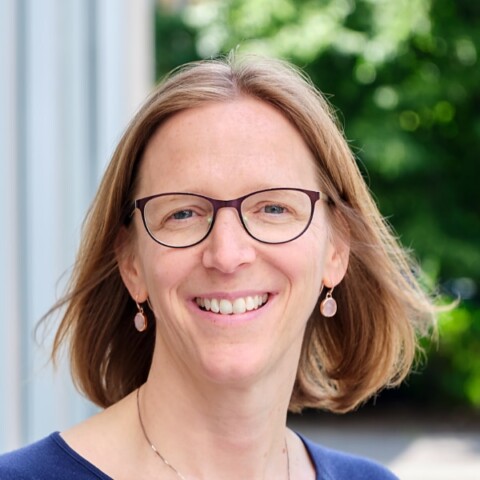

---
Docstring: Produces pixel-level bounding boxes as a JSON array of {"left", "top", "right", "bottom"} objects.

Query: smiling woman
[{"left": 0, "top": 54, "right": 436, "bottom": 479}]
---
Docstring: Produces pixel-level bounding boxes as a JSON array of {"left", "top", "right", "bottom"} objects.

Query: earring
[
  {"left": 320, "top": 287, "right": 337, "bottom": 317},
  {"left": 134, "top": 297, "right": 148, "bottom": 332}
]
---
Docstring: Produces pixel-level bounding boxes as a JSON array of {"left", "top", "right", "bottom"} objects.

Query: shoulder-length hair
[{"left": 50, "top": 54, "right": 435, "bottom": 413}]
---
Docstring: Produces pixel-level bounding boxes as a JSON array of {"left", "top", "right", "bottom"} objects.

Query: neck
[
  {"left": 138, "top": 387, "right": 291, "bottom": 480},
  {"left": 137, "top": 343, "right": 300, "bottom": 479}
]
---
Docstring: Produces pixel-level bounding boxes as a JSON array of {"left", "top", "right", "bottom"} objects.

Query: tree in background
[{"left": 156, "top": 0, "right": 480, "bottom": 410}]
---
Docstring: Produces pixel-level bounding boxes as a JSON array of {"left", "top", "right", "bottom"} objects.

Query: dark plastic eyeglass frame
[{"left": 130, "top": 187, "right": 329, "bottom": 248}]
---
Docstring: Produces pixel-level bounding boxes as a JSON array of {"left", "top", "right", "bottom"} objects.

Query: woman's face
[{"left": 119, "top": 97, "right": 348, "bottom": 386}]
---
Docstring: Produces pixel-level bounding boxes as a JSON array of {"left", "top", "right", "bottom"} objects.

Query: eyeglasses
[{"left": 130, "top": 188, "right": 329, "bottom": 248}]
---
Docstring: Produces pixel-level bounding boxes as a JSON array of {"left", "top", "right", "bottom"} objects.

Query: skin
[{"left": 62, "top": 97, "right": 349, "bottom": 479}]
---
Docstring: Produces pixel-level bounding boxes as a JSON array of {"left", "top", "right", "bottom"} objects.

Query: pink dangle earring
[
  {"left": 134, "top": 296, "right": 148, "bottom": 332},
  {"left": 320, "top": 286, "right": 337, "bottom": 317}
]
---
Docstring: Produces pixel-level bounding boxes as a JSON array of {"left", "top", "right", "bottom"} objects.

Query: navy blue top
[{"left": 0, "top": 432, "right": 398, "bottom": 479}]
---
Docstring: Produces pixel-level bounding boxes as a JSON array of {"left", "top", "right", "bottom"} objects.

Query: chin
[{"left": 196, "top": 345, "right": 272, "bottom": 387}]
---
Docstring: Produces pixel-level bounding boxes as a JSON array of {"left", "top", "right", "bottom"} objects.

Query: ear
[
  {"left": 115, "top": 226, "right": 148, "bottom": 302},
  {"left": 322, "top": 232, "right": 350, "bottom": 289}
]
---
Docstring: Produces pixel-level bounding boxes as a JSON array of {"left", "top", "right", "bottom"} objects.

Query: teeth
[
  {"left": 196, "top": 294, "right": 269, "bottom": 315},
  {"left": 245, "top": 296, "right": 255, "bottom": 310},
  {"left": 232, "top": 298, "right": 246, "bottom": 314},
  {"left": 219, "top": 299, "right": 233, "bottom": 314},
  {"left": 210, "top": 298, "right": 220, "bottom": 313}
]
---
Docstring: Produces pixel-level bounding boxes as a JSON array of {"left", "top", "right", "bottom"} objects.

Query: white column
[
  {"left": 0, "top": 0, "right": 22, "bottom": 451},
  {"left": 0, "top": 0, "right": 154, "bottom": 451}
]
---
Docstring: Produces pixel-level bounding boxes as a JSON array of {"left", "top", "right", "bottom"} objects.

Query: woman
[{"left": 0, "top": 54, "right": 435, "bottom": 479}]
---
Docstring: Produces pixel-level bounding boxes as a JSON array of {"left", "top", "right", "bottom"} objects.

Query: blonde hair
[{"left": 50, "top": 54, "right": 435, "bottom": 413}]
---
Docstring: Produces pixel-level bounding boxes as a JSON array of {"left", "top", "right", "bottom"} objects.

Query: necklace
[
  {"left": 137, "top": 388, "right": 187, "bottom": 479},
  {"left": 136, "top": 387, "right": 291, "bottom": 480}
]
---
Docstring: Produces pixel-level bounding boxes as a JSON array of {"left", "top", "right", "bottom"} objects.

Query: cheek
[
  {"left": 277, "top": 235, "right": 327, "bottom": 294},
  {"left": 138, "top": 246, "right": 190, "bottom": 302},
  {"left": 307, "top": 215, "right": 332, "bottom": 274}
]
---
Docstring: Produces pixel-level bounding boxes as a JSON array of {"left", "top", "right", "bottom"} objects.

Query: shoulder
[
  {"left": 299, "top": 434, "right": 399, "bottom": 480},
  {"left": 0, "top": 432, "right": 111, "bottom": 480},
  {"left": 0, "top": 434, "right": 58, "bottom": 479}
]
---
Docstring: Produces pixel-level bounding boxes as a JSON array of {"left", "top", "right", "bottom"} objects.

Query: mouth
[{"left": 195, "top": 294, "right": 269, "bottom": 315}]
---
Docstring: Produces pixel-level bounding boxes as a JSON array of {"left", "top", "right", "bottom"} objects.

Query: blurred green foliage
[{"left": 155, "top": 0, "right": 480, "bottom": 409}]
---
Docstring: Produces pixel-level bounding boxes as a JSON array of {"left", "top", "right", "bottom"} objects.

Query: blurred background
[{"left": 1, "top": 0, "right": 479, "bottom": 478}]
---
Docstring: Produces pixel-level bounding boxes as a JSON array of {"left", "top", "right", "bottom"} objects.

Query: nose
[{"left": 202, "top": 208, "right": 256, "bottom": 273}]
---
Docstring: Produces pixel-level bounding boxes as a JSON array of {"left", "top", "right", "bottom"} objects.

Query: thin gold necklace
[{"left": 136, "top": 387, "right": 291, "bottom": 479}]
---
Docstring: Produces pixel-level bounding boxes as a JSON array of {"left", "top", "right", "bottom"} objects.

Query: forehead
[{"left": 138, "top": 97, "right": 320, "bottom": 196}]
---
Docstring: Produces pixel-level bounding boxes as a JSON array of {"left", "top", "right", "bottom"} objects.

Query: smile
[{"left": 195, "top": 294, "right": 269, "bottom": 315}]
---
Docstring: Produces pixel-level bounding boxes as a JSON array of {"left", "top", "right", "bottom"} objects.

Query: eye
[
  {"left": 248, "top": 201, "right": 295, "bottom": 224},
  {"left": 171, "top": 209, "right": 196, "bottom": 220},
  {"left": 144, "top": 194, "right": 212, "bottom": 235},
  {"left": 263, "top": 204, "right": 286, "bottom": 215}
]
